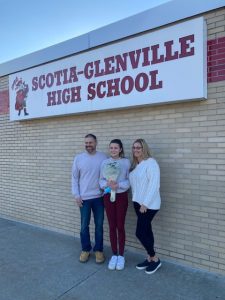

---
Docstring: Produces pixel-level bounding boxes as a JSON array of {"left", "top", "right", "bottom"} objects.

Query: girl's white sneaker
[
  {"left": 116, "top": 255, "right": 125, "bottom": 270},
  {"left": 108, "top": 255, "right": 118, "bottom": 270}
]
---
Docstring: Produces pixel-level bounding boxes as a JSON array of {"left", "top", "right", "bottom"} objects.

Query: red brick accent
[
  {"left": 208, "top": 36, "right": 225, "bottom": 83},
  {"left": 0, "top": 90, "right": 9, "bottom": 115}
]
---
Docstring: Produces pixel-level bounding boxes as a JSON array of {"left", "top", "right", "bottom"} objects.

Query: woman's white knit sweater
[{"left": 129, "top": 158, "right": 161, "bottom": 210}]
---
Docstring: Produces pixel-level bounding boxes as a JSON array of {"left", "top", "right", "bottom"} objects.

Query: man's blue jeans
[{"left": 80, "top": 197, "right": 104, "bottom": 252}]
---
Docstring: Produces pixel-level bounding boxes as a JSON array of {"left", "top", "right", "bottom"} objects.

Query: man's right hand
[{"left": 75, "top": 197, "right": 83, "bottom": 207}]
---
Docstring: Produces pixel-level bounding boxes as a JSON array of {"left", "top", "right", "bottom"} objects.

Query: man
[{"left": 72, "top": 134, "right": 107, "bottom": 263}]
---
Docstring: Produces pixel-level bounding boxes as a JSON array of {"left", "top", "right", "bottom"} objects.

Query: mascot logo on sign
[{"left": 11, "top": 77, "right": 29, "bottom": 116}]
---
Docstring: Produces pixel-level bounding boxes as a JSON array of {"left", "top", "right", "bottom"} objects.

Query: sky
[{"left": 0, "top": 0, "right": 171, "bottom": 64}]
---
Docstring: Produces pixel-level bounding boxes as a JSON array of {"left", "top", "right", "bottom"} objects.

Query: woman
[
  {"left": 100, "top": 139, "right": 130, "bottom": 270},
  {"left": 129, "top": 138, "right": 161, "bottom": 275}
]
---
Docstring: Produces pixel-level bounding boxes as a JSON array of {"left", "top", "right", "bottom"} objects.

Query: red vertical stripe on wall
[
  {"left": 208, "top": 36, "right": 225, "bottom": 83},
  {"left": 0, "top": 90, "right": 9, "bottom": 114}
]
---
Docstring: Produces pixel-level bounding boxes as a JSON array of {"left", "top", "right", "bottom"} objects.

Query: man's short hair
[{"left": 85, "top": 133, "right": 97, "bottom": 141}]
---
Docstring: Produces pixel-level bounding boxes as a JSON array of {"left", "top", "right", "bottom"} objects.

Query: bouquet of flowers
[{"left": 102, "top": 161, "right": 121, "bottom": 202}]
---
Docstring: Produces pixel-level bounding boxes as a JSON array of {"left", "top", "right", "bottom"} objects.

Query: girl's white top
[{"left": 129, "top": 158, "right": 161, "bottom": 210}]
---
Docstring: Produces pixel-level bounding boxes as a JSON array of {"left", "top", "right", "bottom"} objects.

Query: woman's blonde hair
[{"left": 130, "top": 138, "right": 152, "bottom": 171}]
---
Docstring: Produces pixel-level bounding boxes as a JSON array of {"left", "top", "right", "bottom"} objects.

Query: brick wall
[{"left": 0, "top": 8, "right": 225, "bottom": 275}]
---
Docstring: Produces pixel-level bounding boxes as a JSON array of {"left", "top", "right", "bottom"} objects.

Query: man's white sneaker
[
  {"left": 116, "top": 255, "right": 125, "bottom": 270},
  {"left": 108, "top": 255, "right": 118, "bottom": 270}
]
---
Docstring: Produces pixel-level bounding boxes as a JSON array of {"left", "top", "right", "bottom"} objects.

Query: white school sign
[{"left": 9, "top": 17, "right": 206, "bottom": 121}]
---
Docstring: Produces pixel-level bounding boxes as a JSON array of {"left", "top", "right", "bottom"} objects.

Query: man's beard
[{"left": 86, "top": 146, "right": 95, "bottom": 153}]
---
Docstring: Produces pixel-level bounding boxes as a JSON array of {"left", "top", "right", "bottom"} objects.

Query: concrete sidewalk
[{"left": 0, "top": 217, "right": 225, "bottom": 300}]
